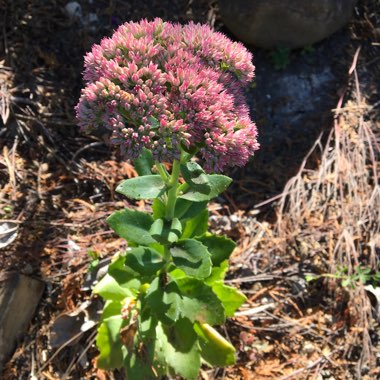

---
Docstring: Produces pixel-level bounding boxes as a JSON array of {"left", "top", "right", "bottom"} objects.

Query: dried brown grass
[{"left": 268, "top": 53, "right": 380, "bottom": 376}]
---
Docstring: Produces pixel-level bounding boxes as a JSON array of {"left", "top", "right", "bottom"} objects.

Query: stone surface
[
  {"left": 219, "top": 0, "right": 356, "bottom": 49},
  {"left": 247, "top": 51, "right": 337, "bottom": 156},
  {"left": 233, "top": 28, "right": 352, "bottom": 205},
  {"left": 0, "top": 273, "right": 44, "bottom": 372}
]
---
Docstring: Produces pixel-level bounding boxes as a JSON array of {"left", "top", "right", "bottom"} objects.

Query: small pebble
[
  {"left": 230, "top": 214, "right": 239, "bottom": 223},
  {"left": 303, "top": 341, "right": 315, "bottom": 354},
  {"left": 65, "top": 2, "right": 82, "bottom": 20}
]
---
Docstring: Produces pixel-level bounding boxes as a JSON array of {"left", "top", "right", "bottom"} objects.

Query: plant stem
[
  {"left": 163, "top": 245, "right": 171, "bottom": 263},
  {"left": 155, "top": 162, "right": 170, "bottom": 184},
  {"left": 165, "top": 159, "right": 180, "bottom": 220},
  {"left": 177, "top": 182, "right": 189, "bottom": 196},
  {"left": 195, "top": 322, "right": 235, "bottom": 351}
]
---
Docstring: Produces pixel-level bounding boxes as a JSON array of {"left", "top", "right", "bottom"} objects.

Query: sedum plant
[{"left": 76, "top": 19, "right": 259, "bottom": 379}]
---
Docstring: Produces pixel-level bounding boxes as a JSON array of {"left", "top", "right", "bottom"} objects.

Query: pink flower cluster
[{"left": 76, "top": 18, "right": 259, "bottom": 171}]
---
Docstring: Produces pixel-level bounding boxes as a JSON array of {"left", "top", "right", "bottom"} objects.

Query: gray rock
[
  {"left": 0, "top": 273, "right": 44, "bottom": 372},
  {"left": 219, "top": 0, "right": 356, "bottom": 49},
  {"left": 247, "top": 60, "right": 336, "bottom": 151}
]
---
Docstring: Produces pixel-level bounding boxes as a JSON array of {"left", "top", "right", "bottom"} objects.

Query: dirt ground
[{"left": 0, "top": 0, "right": 379, "bottom": 379}]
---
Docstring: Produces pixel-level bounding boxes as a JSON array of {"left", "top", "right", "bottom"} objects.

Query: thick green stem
[
  {"left": 180, "top": 147, "right": 198, "bottom": 164},
  {"left": 195, "top": 322, "right": 235, "bottom": 351},
  {"left": 165, "top": 159, "right": 181, "bottom": 220},
  {"left": 177, "top": 182, "right": 189, "bottom": 196},
  {"left": 155, "top": 162, "right": 170, "bottom": 184},
  {"left": 162, "top": 245, "right": 171, "bottom": 266}
]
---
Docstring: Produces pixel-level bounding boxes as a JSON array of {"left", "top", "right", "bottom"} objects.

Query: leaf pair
[
  {"left": 150, "top": 218, "right": 182, "bottom": 244},
  {"left": 92, "top": 255, "right": 141, "bottom": 301},
  {"left": 179, "top": 163, "right": 231, "bottom": 202},
  {"left": 116, "top": 164, "right": 231, "bottom": 203}
]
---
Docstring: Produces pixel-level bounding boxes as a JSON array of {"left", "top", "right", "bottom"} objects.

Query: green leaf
[
  {"left": 211, "top": 282, "right": 247, "bottom": 317},
  {"left": 197, "top": 234, "right": 236, "bottom": 266},
  {"left": 124, "top": 351, "right": 161, "bottom": 379},
  {"left": 148, "top": 242, "right": 165, "bottom": 255},
  {"left": 168, "top": 267, "right": 187, "bottom": 281},
  {"left": 170, "top": 239, "right": 212, "bottom": 279},
  {"left": 181, "top": 209, "right": 208, "bottom": 239},
  {"left": 125, "top": 247, "right": 165, "bottom": 277},
  {"left": 101, "top": 300, "right": 123, "bottom": 321},
  {"left": 125, "top": 353, "right": 163, "bottom": 379},
  {"left": 181, "top": 161, "right": 211, "bottom": 194},
  {"left": 156, "top": 319, "right": 201, "bottom": 380},
  {"left": 125, "top": 312, "right": 159, "bottom": 378},
  {"left": 149, "top": 218, "right": 164, "bottom": 241},
  {"left": 116, "top": 175, "right": 166, "bottom": 200},
  {"left": 150, "top": 218, "right": 182, "bottom": 244},
  {"left": 179, "top": 175, "right": 231, "bottom": 202},
  {"left": 148, "top": 115, "right": 160, "bottom": 129},
  {"left": 88, "top": 258, "right": 100, "bottom": 272},
  {"left": 174, "top": 198, "right": 207, "bottom": 220},
  {"left": 194, "top": 323, "right": 236, "bottom": 367},
  {"left": 93, "top": 255, "right": 141, "bottom": 301},
  {"left": 174, "top": 277, "right": 225, "bottom": 324},
  {"left": 220, "top": 61, "right": 230, "bottom": 71},
  {"left": 107, "top": 254, "right": 141, "bottom": 290},
  {"left": 169, "top": 218, "right": 183, "bottom": 243},
  {"left": 152, "top": 198, "right": 166, "bottom": 219},
  {"left": 138, "top": 310, "right": 158, "bottom": 340},
  {"left": 134, "top": 148, "right": 154, "bottom": 176},
  {"left": 205, "top": 260, "right": 229, "bottom": 285},
  {"left": 149, "top": 218, "right": 164, "bottom": 236},
  {"left": 96, "top": 315, "right": 125, "bottom": 369},
  {"left": 87, "top": 249, "right": 100, "bottom": 271},
  {"left": 146, "top": 277, "right": 181, "bottom": 324},
  {"left": 357, "top": 266, "right": 371, "bottom": 284},
  {"left": 180, "top": 141, "right": 198, "bottom": 155},
  {"left": 305, "top": 274, "right": 317, "bottom": 282},
  {"left": 93, "top": 273, "right": 136, "bottom": 301},
  {"left": 123, "top": 310, "right": 162, "bottom": 378},
  {"left": 107, "top": 208, "right": 155, "bottom": 245}
]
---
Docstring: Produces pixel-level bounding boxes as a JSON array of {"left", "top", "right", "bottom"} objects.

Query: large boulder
[{"left": 219, "top": 0, "right": 356, "bottom": 49}]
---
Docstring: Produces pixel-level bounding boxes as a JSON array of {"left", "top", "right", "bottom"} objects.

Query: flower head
[{"left": 76, "top": 18, "right": 259, "bottom": 171}]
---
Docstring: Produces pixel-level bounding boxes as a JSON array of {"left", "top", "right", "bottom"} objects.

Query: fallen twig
[{"left": 234, "top": 302, "right": 276, "bottom": 317}]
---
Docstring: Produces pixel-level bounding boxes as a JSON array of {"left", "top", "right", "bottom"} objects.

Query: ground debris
[{"left": 0, "top": 0, "right": 379, "bottom": 379}]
